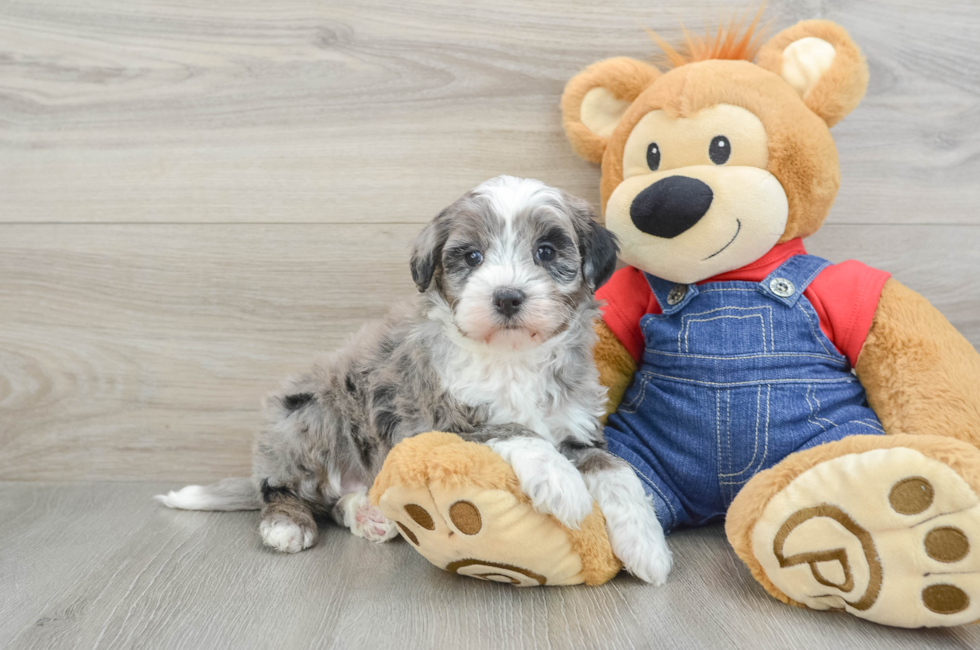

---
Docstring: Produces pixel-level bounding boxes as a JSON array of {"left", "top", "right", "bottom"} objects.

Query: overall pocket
[
  {"left": 617, "top": 373, "right": 650, "bottom": 415},
  {"left": 716, "top": 384, "right": 772, "bottom": 504},
  {"left": 679, "top": 304, "right": 774, "bottom": 355}
]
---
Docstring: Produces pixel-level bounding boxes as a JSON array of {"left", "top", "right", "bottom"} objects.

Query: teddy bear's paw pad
[
  {"left": 378, "top": 482, "right": 590, "bottom": 586},
  {"left": 751, "top": 447, "right": 980, "bottom": 627},
  {"left": 446, "top": 559, "right": 547, "bottom": 586}
]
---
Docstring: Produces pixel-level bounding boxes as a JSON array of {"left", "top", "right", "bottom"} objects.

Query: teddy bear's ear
[
  {"left": 756, "top": 20, "right": 869, "bottom": 127},
  {"left": 562, "top": 57, "right": 661, "bottom": 164}
]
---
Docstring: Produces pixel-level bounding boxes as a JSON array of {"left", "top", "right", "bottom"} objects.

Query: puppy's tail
[{"left": 154, "top": 477, "right": 261, "bottom": 511}]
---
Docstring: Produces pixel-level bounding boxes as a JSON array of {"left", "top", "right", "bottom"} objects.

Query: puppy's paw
[
  {"left": 583, "top": 462, "right": 672, "bottom": 585},
  {"left": 488, "top": 437, "right": 593, "bottom": 529},
  {"left": 337, "top": 491, "right": 399, "bottom": 542},
  {"left": 615, "top": 527, "right": 673, "bottom": 586},
  {"left": 260, "top": 514, "right": 318, "bottom": 553}
]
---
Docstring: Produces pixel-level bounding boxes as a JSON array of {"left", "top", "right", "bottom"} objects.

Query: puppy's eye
[
  {"left": 709, "top": 136, "right": 731, "bottom": 165},
  {"left": 464, "top": 250, "right": 483, "bottom": 267},
  {"left": 536, "top": 245, "right": 556, "bottom": 262},
  {"left": 646, "top": 142, "right": 661, "bottom": 171}
]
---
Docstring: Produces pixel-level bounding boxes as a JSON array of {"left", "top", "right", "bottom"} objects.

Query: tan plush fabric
[
  {"left": 856, "top": 279, "right": 980, "bottom": 448},
  {"left": 590, "top": 60, "right": 842, "bottom": 243},
  {"left": 756, "top": 20, "right": 869, "bottom": 128},
  {"left": 593, "top": 319, "right": 637, "bottom": 419},
  {"left": 581, "top": 87, "right": 634, "bottom": 139},
  {"left": 561, "top": 57, "right": 661, "bottom": 164},
  {"left": 370, "top": 432, "right": 622, "bottom": 587},
  {"left": 726, "top": 434, "right": 980, "bottom": 626},
  {"left": 561, "top": 21, "right": 869, "bottom": 244}
]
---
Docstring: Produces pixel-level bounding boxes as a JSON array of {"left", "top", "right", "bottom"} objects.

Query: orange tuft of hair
[{"left": 647, "top": 5, "right": 770, "bottom": 68}]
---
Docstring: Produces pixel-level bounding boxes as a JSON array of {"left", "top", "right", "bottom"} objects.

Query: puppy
[{"left": 157, "top": 176, "right": 671, "bottom": 584}]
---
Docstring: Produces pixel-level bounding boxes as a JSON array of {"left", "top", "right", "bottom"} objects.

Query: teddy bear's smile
[{"left": 703, "top": 218, "right": 741, "bottom": 260}]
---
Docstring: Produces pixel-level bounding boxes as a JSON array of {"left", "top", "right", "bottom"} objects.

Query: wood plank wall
[{"left": 1, "top": 0, "right": 978, "bottom": 481}]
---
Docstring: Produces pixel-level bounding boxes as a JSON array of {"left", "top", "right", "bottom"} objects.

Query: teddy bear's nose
[{"left": 630, "top": 176, "right": 714, "bottom": 239}]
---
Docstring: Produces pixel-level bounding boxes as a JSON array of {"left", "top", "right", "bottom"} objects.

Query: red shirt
[{"left": 597, "top": 238, "right": 891, "bottom": 368}]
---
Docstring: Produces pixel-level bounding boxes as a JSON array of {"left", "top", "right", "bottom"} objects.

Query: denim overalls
[{"left": 603, "top": 254, "right": 885, "bottom": 533}]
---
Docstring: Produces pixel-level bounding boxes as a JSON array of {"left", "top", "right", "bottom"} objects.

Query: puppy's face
[{"left": 411, "top": 176, "right": 618, "bottom": 351}]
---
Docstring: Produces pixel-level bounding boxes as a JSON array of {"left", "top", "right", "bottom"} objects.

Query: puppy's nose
[
  {"left": 630, "top": 176, "right": 714, "bottom": 239},
  {"left": 493, "top": 289, "right": 525, "bottom": 318}
]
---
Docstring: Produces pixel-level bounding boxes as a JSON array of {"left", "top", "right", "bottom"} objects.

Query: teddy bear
[{"left": 371, "top": 18, "right": 980, "bottom": 628}]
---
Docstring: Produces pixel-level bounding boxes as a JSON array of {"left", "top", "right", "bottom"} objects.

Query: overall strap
[
  {"left": 758, "top": 254, "right": 832, "bottom": 307},
  {"left": 644, "top": 273, "right": 699, "bottom": 316}
]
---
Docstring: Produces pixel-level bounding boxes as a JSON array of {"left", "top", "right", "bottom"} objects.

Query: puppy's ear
[
  {"left": 565, "top": 194, "right": 619, "bottom": 291},
  {"left": 410, "top": 208, "right": 450, "bottom": 292},
  {"left": 756, "top": 20, "right": 868, "bottom": 127}
]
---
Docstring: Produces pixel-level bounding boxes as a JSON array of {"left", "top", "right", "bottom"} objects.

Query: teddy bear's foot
[
  {"left": 728, "top": 435, "right": 980, "bottom": 628},
  {"left": 370, "top": 431, "right": 622, "bottom": 586}
]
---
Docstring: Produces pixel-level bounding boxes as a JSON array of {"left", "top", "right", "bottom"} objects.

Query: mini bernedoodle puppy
[{"left": 157, "top": 176, "right": 672, "bottom": 584}]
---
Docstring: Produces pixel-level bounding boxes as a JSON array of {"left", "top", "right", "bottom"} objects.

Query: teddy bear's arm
[
  {"left": 594, "top": 319, "right": 637, "bottom": 419},
  {"left": 855, "top": 278, "right": 980, "bottom": 445}
]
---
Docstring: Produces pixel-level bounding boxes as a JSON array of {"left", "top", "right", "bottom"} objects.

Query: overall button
[
  {"left": 769, "top": 277, "right": 795, "bottom": 298},
  {"left": 667, "top": 284, "right": 688, "bottom": 305}
]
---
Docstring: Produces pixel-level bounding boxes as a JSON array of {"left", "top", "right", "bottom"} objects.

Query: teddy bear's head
[{"left": 562, "top": 19, "right": 868, "bottom": 284}]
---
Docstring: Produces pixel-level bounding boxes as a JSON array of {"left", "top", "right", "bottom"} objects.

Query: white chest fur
[{"left": 435, "top": 335, "right": 601, "bottom": 445}]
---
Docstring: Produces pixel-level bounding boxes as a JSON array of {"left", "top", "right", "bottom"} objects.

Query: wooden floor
[
  {"left": 3, "top": 482, "right": 980, "bottom": 650},
  {"left": 1, "top": 0, "right": 980, "bottom": 647}
]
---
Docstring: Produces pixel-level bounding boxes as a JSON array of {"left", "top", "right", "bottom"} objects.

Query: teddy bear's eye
[
  {"left": 709, "top": 136, "right": 731, "bottom": 165},
  {"left": 646, "top": 142, "right": 661, "bottom": 171}
]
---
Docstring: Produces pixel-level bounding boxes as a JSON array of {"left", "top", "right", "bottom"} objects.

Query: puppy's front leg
[
  {"left": 459, "top": 424, "right": 594, "bottom": 529},
  {"left": 562, "top": 443, "right": 672, "bottom": 585},
  {"left": 259, "top": 482, "right": 319, "bottom": 553}
]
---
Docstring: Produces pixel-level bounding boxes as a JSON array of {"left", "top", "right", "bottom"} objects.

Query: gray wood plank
[
  {"left": 0, "top": 224, "right": 978, "bottom": 482},
  {"left": 2, "top": 481, "right": 978, "bottom": 650},
  {"left": 0, "top": 223, "right": 419, "bottom": 482},
  {"left": 0, "top": 0, "right": 977, "bottom": 225}
]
